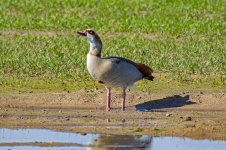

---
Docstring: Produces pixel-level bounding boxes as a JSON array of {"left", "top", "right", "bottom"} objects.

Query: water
[
  {"left": 0, "top": 128, "right": 98, "bottom": 145},
  {"left": 0, "top": 128, "right": 226, "bottom": 150}
]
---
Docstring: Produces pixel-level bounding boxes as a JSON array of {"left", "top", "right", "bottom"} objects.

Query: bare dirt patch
[
  {"left": 0, "top": 89, "right": 226, "bottom": 140},
  {"left": 0, "top": 30, "right": 70, "bottom": 37},
  {"left": 0, "top": 30, "right": 159, "bottom": 40},
  {"left": 0, "top": 89, "right": 225, "bottom": 110}
]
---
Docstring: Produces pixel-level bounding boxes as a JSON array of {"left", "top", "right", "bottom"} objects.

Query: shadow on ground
[{"left": 135, "top": 95, "right": 195, "bottom": 111}]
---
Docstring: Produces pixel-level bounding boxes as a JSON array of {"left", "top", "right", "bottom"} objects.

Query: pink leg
[
  {"left": 106, "top": 87, "right": 111, "bottom": 111},
  {"left": 121, "top": 88, "right": 126, "bottom": 111}
]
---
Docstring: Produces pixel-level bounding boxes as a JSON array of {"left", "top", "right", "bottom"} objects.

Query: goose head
[{"left": 77, "top": 29, "right": 102, "bottom": 53}]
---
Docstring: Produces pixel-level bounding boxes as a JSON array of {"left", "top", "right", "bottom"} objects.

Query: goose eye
[{"left": 88, "top": 31, "right": 94, "bottom": 34}]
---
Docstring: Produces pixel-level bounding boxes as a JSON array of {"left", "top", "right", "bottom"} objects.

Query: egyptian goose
[{"left": 77, "top": 29, "right": 154, "bottom": 111}]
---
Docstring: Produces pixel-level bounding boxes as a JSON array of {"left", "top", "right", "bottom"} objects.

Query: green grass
[{"left": 0, "top": 0, "right": 225, "bottom": 90}]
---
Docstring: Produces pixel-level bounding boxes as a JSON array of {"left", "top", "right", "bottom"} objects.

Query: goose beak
[{"left": 77, "top": 30, "right": 87, "bottom": 36}]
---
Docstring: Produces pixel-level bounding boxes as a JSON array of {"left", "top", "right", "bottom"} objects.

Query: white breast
[{"left": 87, "top": 54, "right": 100, "bottom": 79}]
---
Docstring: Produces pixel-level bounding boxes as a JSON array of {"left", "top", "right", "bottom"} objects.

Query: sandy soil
[{"left": 0, "top": 89, "right": 226, "bottom": 140}]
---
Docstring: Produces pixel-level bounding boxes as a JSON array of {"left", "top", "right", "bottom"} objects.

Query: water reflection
[{"left": 90, "top": 135, "right": 152, "bottom": 149}]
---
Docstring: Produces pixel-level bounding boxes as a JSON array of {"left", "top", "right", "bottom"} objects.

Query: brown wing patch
[
  {"left": 136, "top": 63, "right": 153, "bottom": 76},
  {"left": 136, "top": 63, "right": 154, "bottom": 81}
]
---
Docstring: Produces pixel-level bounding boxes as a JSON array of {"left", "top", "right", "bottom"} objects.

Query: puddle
[
  {"left": 0, "top": 128, "right": 226, "bottom": 150},
  {"left": 0, "top": 128, "right": 98, "bottom": 144}
]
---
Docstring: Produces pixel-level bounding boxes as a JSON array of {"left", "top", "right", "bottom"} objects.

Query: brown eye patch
[{"left": 88, "top": 30, "right": 94, "bottom": 35}]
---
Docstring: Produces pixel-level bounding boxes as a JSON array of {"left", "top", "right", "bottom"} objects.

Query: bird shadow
[{"left": 135, "top": 95, "right": 195, "bottom": 112}]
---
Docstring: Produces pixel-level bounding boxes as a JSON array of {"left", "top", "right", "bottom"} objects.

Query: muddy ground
[{"left": 0, "top": 88, "right": 226, "bottom": 141}]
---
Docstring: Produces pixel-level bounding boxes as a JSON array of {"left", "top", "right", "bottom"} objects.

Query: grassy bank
[{"left": 0, "top": 0, "right": 225, "bottom": 91}]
